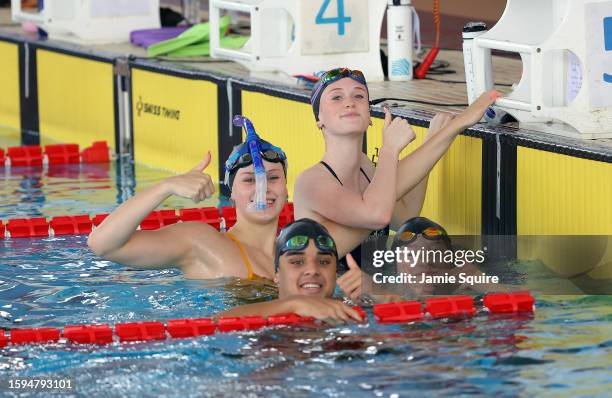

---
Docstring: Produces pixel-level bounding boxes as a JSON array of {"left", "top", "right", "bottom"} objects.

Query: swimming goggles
[
  {"left": 280, "top": 234, "right": 336, "bottom": 256},
  {"left": 224, "top": 141, "right": 287, "bottom": 175},
  {"left": 310, "top": 67, "right": 367, "bottom": 104},
  {"left": 396, "top": 227, "right": 447, "bottom": 244}
]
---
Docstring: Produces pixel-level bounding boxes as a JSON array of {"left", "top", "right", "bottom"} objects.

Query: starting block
[
  {"left": 209, "top": 0, "right": 387, "bottom": 81},
  {"left": 11, "top": 0, "right": 160, "bottom": 43},
  {"left": 471, "top": 0, "right": 612, "bottom": 138}
]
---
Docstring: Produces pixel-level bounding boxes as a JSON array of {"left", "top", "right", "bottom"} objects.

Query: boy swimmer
[{"left": 219, "top": 218, "right": 365, "bottom": 323}]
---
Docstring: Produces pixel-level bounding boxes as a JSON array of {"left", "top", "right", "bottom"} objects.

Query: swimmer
[
  {"left": 87, "top": 138, "right": 289, "bottom": 280},
  {"left": 219, "top": 218, "right": 365, "bottom": 323},
  {"left": 392, "top": 217, "right": 506, "bottom": 295},
  {"left": 294, "top": 67, "right": 499, "bottom": 272}
]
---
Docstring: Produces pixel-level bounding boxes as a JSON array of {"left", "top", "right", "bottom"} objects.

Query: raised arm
[
  {"left": 395, "top": 91, "right": 499, "bottom": 199},
  {"left": 87, "top": 153, "right": 216, "bottom": 269},
  {"left": 390, "top": 112, "right": 455, "bottom": 228},
  {"left": 296, "top": 107, "right": 415, "bottom": 230}
]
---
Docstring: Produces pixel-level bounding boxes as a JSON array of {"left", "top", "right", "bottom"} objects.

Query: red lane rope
[
  {"left": 0, "top": 141, "right": 110, "bottom": 168},
  {"left": 0, "top": 292, "right": 535, "bottom": 347},
  {"left": 0, "top": 203, "right": 295, "bottom": 239}
]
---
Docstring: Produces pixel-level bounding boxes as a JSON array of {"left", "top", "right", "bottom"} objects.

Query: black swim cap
[{"left": 274, "top": 218, "right": 338, "bottom": 271}]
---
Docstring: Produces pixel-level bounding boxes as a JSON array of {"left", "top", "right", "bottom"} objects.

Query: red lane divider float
[
  {"left": 2, "top": 292, "right": 535, "bottom": 348},
  {"left": 10, "top": 327, "right": 61, "bottom": 344},
  {"left": 63, "top": 324, "right": 114, "bottom": 345},
  {"left": 374, "top": 301, "right": 423, "bottom": 323},
  {"left": 0, "top": 141, "right": 110, "bottom": 168},
  {"left": 425, "top": 296, "right": 476, "bottom": 319},
  {"left": 7, "top": 218, "right": 50, "bottom": 238},
  {"left": 166, "top": 318, "right": 216, "bottom": 338},
  {"left": 139, "top": 210, "right": 180, "bottom": 230},
  {"left": 8, "top": 146, "right": 43, "bottom": 167},
  {"left": 50, "top": 215, "right": 93, "bottom": 235},
  {"left": 483, "top": 291, "right": 535, "bottom": 313},
  {"left": 0, "top": 203, "right": 294, "bottom": 239}
]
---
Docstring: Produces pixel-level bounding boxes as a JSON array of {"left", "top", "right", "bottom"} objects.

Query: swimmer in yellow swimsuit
[{"left": 88, "top": 138, "right": 289, "bottom": 280}]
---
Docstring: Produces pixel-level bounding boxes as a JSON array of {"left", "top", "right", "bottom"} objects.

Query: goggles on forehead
[
  {"left": 310, "top": 67, "right": 367, "bottom": 103},
  {"left": 280, "top": 234, "right": 336, "bottom": 256}
]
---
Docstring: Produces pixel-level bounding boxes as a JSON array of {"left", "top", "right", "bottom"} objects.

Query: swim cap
[
  {"left": 224, "top": 139, "right": 288, "bottom": 192},
  {"left": 275, "top": 218, "right": 338, "bottom": 271},
  {"left": 310, "top": 67, "right": 369, "bottom": 121}
]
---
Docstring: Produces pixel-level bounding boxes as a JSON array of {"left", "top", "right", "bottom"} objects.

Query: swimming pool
[{"left": 1, "top": 130, "right": 611, "bottom": 397}]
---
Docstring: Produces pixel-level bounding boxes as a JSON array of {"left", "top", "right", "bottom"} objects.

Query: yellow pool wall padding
[
  {"left": 241, "top": 91, "right": 323, "bottom": 197},
  {"left": 0, "top": 41, "right": 20, "bottom": 131},
  {"left": 131, "top": 69, "right": 219, "bottom": 184},
  {"left": 517, "top": 147, "right": 612, "bottom": 278},
  {"left": 37, "top": 50, "right": 115, "bottom": 150}
]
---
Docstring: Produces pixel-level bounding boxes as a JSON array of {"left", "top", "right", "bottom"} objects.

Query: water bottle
[
  {"left": 387, "top": 0, "right": 414, "bottom": 81},
  {"left": 462, "top": 21, "right": 493, "bottom": 104},
  {"left": 182, "top": 0, "right": 201, "bottom": 25}
]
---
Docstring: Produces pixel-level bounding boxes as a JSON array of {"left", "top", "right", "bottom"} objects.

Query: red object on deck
[
  {"left": 267, "top": 313, "right": 315, "bottom": 325},
  {"left": 10, "top": 328, "right": 61, "bottom": 344},
  {"left": 483, "top": 291, "right": 535, "bottom": 314},
  {"left": 7, "top": 145, "right": 43, "bottom": 167},
  {"left": 425, "top": 296, "right": 476, "bottom": 318},
  {"left": 92, "top": 213, "right": 109, "bottom": 227},
  {"left": 0, "top": 332, "right": 7, "bottom": 347},
  {"left": 140, "top": 210, "right": 180, "bottom": 230},
  {"left": 6, "top": 217, "right": 49, "bottom": 238},
  {"left": 50, "top": 215, "right": 93, "bottom": 235},
  {"left": 221, "top": 206, "right": 237, "bottom": 230},
  {"left": 115, "top": 321, "right": 166, "bottom": 342},
  {"left": 373, "top": 301, "right": 424, "bottom": 323},
  {"left": 0, "top": 148, "right": 5, "bottom": 167},
  {"left": 45, "top": 144, "right": 80, "bottom": 165},
  {"left": 81, "top": 141, "right": 110, "bottom": 164},
  {"left": 179, "top": 207, "right": 221, "bottom": 230},
  {"left": 63, "top": 324, "right": 113, "bottom": 344},
  {"left": 414, "top": 47, "right": 440, "bottom": 79},
  {"left": 166, "top": 318, "right": 216, "bottom": 338},
  {"left": 217, "top": 316, "right": 267, "bottom": 332},
  {"left": 0, "top": 221, "right": 4, "bottom": 239}
]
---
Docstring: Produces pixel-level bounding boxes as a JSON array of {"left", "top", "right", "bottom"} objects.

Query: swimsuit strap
[
  {"left": 320, "top": 161, "right": 371, "bottom": 185},
  {"left": 226, "top": 232, "right": 254, "bottom": 280}
]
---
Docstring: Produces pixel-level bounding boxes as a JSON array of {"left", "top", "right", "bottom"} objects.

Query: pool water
[{"left": 1, "top": 130, "right": 611, "bottom": 397}]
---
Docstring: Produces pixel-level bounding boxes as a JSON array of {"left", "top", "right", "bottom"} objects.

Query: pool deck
[{"left": 1, "top": 7, "right": 612, "bottom": 161}]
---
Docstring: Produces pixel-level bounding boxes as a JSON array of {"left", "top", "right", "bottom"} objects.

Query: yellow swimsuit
[{"left": 226, "top": 232, "right": 265, "bottom": 280}]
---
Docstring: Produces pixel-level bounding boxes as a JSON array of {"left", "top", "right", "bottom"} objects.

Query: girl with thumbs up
[{"left": 88, "top": 139, "right": 289, "bottom": 281}]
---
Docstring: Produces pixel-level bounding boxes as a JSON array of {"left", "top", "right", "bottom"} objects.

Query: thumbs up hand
[{"left": 162, "top": 152, "right": 216, "bottom": 202}]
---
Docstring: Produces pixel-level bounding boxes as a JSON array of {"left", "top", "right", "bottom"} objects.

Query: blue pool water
[{"left": 1, "top": 130, "right": 611, "bottom": 397}]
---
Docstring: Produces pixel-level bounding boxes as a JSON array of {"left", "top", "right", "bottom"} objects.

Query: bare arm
[
  {"left": 395, "top": 91, "right": 498, "bottom": 199},
  {"left": 87, "top": 153, "right": 215, "bottom": 269},
  {"left": 390, "top": 112, "right": 455, "bottom": 228},
  {"left": 296, "top": 108, "right": 414, "bottom": 230},
  {"left": 218, "top": 296, "right": 364, "bottom": 323}
]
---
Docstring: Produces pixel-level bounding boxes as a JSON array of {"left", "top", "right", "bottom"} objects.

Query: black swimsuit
[{"left": 320, "top": 161, "right": 390, "bottom": 274}]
